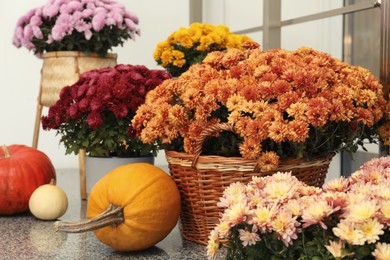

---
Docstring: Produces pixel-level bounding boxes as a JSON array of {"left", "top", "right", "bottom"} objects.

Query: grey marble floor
[{"left": 0, "top": 168, "right": 226, "bottom": 260}]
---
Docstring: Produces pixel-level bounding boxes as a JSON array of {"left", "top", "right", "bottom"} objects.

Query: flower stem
[
  {"left": 54, "top": 204, "right": 124, "bottom": 233},
  {"left": 315, "top": 124, "right": 338, "bottom": 150},
  {"left": 1, "top": 145, "right": 11, "bottom": 158}
]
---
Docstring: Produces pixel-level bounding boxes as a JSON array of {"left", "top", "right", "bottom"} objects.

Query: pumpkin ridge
[{"left": 121, "top": 172, "right": 166, "bottom": 207}]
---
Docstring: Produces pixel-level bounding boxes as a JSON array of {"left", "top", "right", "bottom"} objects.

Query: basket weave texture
[
  {"left": 39, "top": 51, "right": 117, "bottom": 107},
  {"left": 165, "top": 123, "right": 335, "bottom": 245}
]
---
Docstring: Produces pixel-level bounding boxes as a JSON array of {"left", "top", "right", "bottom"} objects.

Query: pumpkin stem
[
  {"left": 54, "top": 204, "right": 124, "bottom": 233},
  {"left": 1, "top": 145, "right": 11, "bottom": 158}
]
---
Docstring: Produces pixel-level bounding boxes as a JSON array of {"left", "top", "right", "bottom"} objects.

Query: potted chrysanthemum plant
[
  {"left": 153, "top": 22, "right": 254, "bottom": 77},
  {"left": 207, "top": 156, "right": 390, "bottom": 260},
  {"left": 41, "top": 64, "right": 171, "bottom": 192},
  {"left": 13, "top": 0, "right": 140, "bottom": 57},
  {"left": 132, "top": 42, "right": 390, "bottom": 244}
]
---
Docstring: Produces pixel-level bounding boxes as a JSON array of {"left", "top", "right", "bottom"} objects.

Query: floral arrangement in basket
[
  {"left": 41, "top": 64, "right": 171, "bottom": 157},
  {"left": 153, "top": 22, "right": 254, "bottom": 77},
  {"left": 133, "top": 42, "right": 390, "bottom": 171},
  {"left": 12, "top": 0, "right": 140, "bottom": 56},
  {"left": 207, "top": 156, "right": 390, "bottom": 260}
]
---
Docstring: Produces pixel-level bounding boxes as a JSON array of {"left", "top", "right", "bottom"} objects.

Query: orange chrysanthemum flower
[
  {"left": 239, "top": 138, "right": 262, "bottom": 160},
  {"left": 134, "top": 44, "right": 389, "bottom": 166},
  {"left": 256, "top": 151, "right": 279, "bottom": 172},
  {"left": 378, "top": 121, "right": 390, "bottom": 146}
]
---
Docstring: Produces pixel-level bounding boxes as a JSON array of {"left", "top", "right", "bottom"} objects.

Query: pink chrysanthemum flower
[
  {"left": 239, "top": 225, "right": 261, "bottom": 247},
  {"left": 356, "top": 156, "right": 390, "bottom": 176},
  {"left": 322, "top": 191, "right": 348, "bottom": 211},
  {"left": 323, "top": 176, "right": 350, "bottom": 192},
  {"left": 92, "top": 10, "right": 107, "bottom": 31},
  {"left": 218, "top": 182, "right": 247, "bottom": 208},
  {"left": 13, "top": 0, "right": 140, "bottom": 56}
]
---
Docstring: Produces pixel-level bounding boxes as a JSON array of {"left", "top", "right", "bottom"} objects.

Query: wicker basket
[
  {"left": 165, "top": 123, "right": 335, "bottom": 245},
  {"left": 39, "top": 51, "right": 117, "bottom": 107}
]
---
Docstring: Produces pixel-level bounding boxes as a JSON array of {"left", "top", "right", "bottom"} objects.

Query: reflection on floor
[{"left": 0, "top": 168, "right": 226, "bottom": 260}]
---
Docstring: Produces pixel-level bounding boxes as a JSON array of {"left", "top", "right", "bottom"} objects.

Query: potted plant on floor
[
  {"left": 207, "top": 156, "right": 390, "bottom": 259},
  {"left": 132, "top": 42, "right": 390, "bottom": 244},
  {"left": 41, "top": 64, "right": 171, "bottom": 193}
]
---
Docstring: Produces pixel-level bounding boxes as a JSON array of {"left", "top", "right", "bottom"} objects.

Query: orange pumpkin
[{"left": 55, "top": 163, "right": 180, "bottom": 251}]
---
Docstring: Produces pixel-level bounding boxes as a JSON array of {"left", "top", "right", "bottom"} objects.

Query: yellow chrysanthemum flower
[
  {"left": 252, "top": 204, "right": 277, "bottom": 230},
  {"left": 345, "top": 200, "right": 378, "bottom": 222},
  {"left": 263, "top": 179, "right": 294, "bottom": 202},
  {"left": 159, "top": 50, "right": 174, "bottom": 66},
  {"left": 379, "top": 200, "right": 390, "bottom": 222},
  {"left": 224, "top": 202, "right": 250, "bottom": 224},
  {"left": 372, "top": 243, "right": 390, "bottom": 260},
  {"left": 285, "top": 199, "right": 301, "bottom": 216},
  {"left": 302, "top": 199, "right": 334, "bottom": 228},
  {"left": 357, "top": 218, "right": 384, "bottom": 244},
  {"left": 216, "top": 220, "right": 230, "bottom": 237},
  {"left": 333, "top": 219, "right": 365, "bottom": 245},
  {"left": 172, "top": 29, "right": 194, "bottom": 49},
  {"left": 206, "top": 230, "right": 220, "bottom": 260},
  {"left": 223, "top": 182, "right": 246, "bottom": 197},
  {"left": 153, "top": 22, "right": 253, "bottom": 76},
  {"left": 197, "top": 35, "right": 214, "bottom": 51},
  {"left": 325, "top": 240, "right": 355, "bottom": 259}
]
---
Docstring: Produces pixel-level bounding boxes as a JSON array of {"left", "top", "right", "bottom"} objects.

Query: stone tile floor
[{"left": 0, "top": 168, "right": 226, "bottom": 260}]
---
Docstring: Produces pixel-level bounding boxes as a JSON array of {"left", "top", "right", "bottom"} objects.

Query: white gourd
[{"left": 29, "top": 179, "right": 68, "bottom": 220}]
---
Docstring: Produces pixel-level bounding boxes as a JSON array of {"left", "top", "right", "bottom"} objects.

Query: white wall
[{"left": 0, "top": 0, "right": 189, "bottom": 169}]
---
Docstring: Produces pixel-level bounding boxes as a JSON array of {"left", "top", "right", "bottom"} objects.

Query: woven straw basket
[
  {"left": 165, "top": 123, "right": 335, "bottom": 245},
  {"left": 39, "top": 51, "right": 117, "bottom": 107}
]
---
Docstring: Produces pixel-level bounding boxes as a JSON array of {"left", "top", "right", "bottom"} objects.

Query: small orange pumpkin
[{"left": 55, "top": 163, "right": 180, "bottom": 251}]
